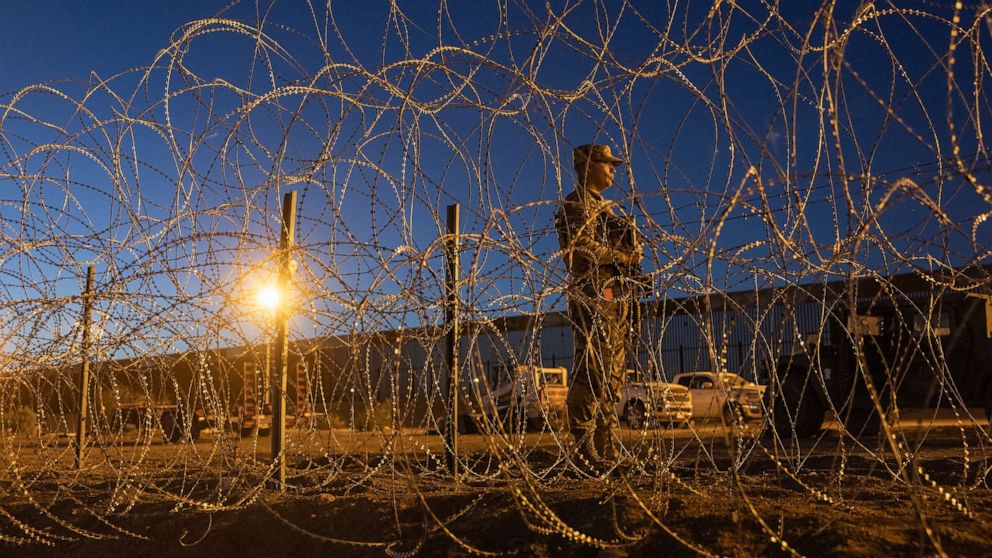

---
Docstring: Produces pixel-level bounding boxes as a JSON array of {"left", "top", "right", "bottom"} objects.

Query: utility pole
[
  {"left": 271, "top": 191, "right": 296, "bottom": 492},
  {"left": 444, "top": 203, "right": 460, "bottom": 485},
  {"left": 75, "top": 266, "right": 95, "bottom": 469}
]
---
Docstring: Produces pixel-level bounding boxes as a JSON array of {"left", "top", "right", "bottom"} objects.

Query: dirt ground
[{"left": 5, "top": 425, "right": 992, "bottom": 557}]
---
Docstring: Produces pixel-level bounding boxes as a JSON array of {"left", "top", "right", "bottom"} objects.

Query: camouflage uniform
[{"left": 555, "top": 155, "right": 635, "bottom": 465}]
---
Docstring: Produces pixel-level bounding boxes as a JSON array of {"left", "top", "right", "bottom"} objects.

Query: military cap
[{"left": 573, "top": 144, "right": 624, "bottom": 167}]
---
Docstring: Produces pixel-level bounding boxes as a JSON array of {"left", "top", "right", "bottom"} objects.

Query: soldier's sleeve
[{"left": 557, "top": 197, "right": 620, "bottom": 266}]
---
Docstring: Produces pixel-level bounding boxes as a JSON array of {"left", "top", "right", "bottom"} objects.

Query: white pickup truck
[
  {"left": 492, "top": 365, "right": 568, "bottom": 431},
  {"left": 616, "top": 370, "right": 693, "bottom": 429},
  {"left": 449, "top": 365, "right": 569, "bottom": 433},
  {"left": 672, "top": 371, "right": 766, "bottom": 423}
]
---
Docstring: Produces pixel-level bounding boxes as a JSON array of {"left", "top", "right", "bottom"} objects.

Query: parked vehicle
[
  {"left": 230, "top": 399, "right": 273, "bottom": 436},
  {"left": 673, "top": 371, "right": 766, "bottom": 424},
  {"left": 110, "top": 399, "right": 199, "bottom": 442},
  {"left": 449, "top": 365, "right": 569, "bottom": 433},
  {"left": 616, "top": 370, "right": 692, "bottom": 429},
  {"left": 498, "top": 365, "right": 569, "bottom": 431},
  {"left": 194, "top": 400, "right": 284, "bottom": 437}
]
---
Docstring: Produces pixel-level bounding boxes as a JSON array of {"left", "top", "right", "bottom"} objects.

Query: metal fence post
[
  {"left": 75, "top": 266, "right": 95, "bottom": 469},
  {"left": 271, "top": 191, "right": 296, "bottom": 492},
  {"left": 444, "top": 203, "right": 460, "bottom": 484}
]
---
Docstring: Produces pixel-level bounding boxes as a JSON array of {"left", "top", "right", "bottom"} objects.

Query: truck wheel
[
  {"left": 722, "top": 403, "right": 741, "bottom": 426},
  {"left": 189, "top": 416, "right": 202, "bottom": 442},
  {"left": 500, "top": 408, "right": 525, "bottom": 433},
  {"left": 457, "top": 415, "right": 479, "bottom": 434},
  {"left": 160, "top": 409, "right": 185, "bottom": 443},
  {"left": 526, "top": 416, "right": 545, "bottom": 432},
  {"left": 625, "top": 401, "right": 646, "bottom": 430},
  {"left": 774, "top": 372, "right": 826, "bottom": 438},
  {"left": 526, "top": 411, "right": 563, "bottom": 432},
  {"left": 109, "top": 410, "right": 124, "bottom": 431}
]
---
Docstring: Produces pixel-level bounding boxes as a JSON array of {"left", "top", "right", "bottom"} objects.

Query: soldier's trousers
[{"left": 566, "top": 290, "right": 629, "bottom": 458}]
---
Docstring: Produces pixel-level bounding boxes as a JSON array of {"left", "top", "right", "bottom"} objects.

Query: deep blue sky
[
  {"left": 1, "top": 1, "right": 988, "bottom": 354},
  {"left": 1, "top": 1, "right": 215, "bottom": 91}
]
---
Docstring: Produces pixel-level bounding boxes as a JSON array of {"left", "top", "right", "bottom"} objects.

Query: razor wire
[{"left": 1, "top": 0, "right": 992, "bottom": 555}]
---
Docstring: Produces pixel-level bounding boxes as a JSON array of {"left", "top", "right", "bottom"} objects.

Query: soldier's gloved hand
[{"left": 619, "top": 245, "right": 643, "bottom": 265}]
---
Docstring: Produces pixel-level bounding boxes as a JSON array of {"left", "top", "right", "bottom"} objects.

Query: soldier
[{"left": 555, "top": 144, "right": 643, "bottom": 473}]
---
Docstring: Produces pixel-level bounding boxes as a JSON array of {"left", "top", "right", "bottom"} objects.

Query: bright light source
[{"left": 257, "top": 285, "right": 280, "bottom": 310}]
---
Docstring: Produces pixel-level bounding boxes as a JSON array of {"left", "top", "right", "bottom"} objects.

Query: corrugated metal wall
[
  {"left": 302, "top": 298, "right": 836, "bottom": 410},
  {"left": 627, "top": 300, "right": 826, "bottom": 382}
]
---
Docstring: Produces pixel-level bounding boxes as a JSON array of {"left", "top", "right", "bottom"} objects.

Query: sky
[
  {"left": 1, "top": 2, "right": 212, "bottom": 91},
  {"left": 1, "top": 1, "right": 989, "bottom": 359}
]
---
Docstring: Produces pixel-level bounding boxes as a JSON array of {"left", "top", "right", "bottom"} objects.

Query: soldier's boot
[
  {"left": 594, "top": 427, "right": 620, "bottom": 470},
  {"left": 573, "top": 432, "right": 606, "bottom": 476}
]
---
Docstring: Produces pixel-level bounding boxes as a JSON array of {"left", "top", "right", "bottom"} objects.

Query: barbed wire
[{"left": 2, "top": 1, "right": 992, "bottom": 555}]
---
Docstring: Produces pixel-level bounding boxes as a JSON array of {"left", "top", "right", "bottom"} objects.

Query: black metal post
[
  {"left": 75, "top": 266, "right": 95, "bottom": 469},
  {"left": 271, "top": 191, "right": 296, "bottom": 492},
  {"left": 444, "top": 203, "right": 460, "bottom": 484}
]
